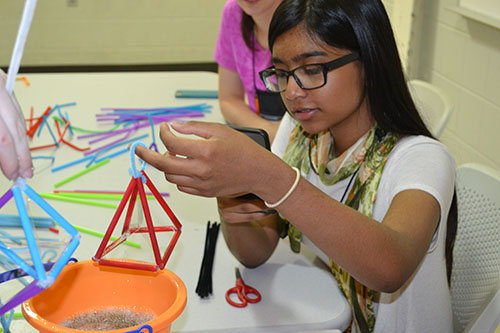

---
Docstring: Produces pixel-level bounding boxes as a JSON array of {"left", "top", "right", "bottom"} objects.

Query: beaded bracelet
[{"left": 264, "top": 167, "right": 301, "bottom": 208}]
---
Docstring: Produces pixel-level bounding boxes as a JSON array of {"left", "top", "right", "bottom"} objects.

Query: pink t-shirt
[{"left": 214, "top": 0, "right": 273, "bottom": 113}]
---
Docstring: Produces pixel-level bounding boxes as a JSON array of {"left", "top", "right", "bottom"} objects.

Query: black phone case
[{"left": 228, "top": 125, "right": 270, "bottom": 201}]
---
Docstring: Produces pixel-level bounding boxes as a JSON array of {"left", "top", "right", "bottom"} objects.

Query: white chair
[
  {"left": 451, "top": 163, "right": 500, "bottom": 332},
  {"left": 407, "top": 79, "right": 453, "bottom": 138}
]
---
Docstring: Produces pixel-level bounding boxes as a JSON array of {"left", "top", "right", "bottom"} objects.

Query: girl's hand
[
  {"left": 217, "top": 196, "right": 276, "bottom": 224},
  {"left": 135, "top": 121, "right": 276, "bottom": 198},
  {"left": 0, "top": 70, "right": 33, "bottom": 180}
]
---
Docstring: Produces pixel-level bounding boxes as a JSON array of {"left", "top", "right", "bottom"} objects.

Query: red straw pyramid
[{"left": 93, "top": 170, "right": 181, "bottom": 271}]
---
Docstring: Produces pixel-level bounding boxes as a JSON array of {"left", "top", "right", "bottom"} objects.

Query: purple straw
[
  {"left": 0, "top": 189, "right": 13, "bottom": 209},
  {"left": 0, "top": 280, "right": 45, "bottom": 316}
]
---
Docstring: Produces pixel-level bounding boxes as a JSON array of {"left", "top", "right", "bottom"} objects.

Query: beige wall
[
  {"left": 414, "top": 0, "right": 500, "bottom": 170},
  {"left": 0, "top": 0, "right": 226, "bottom": 66}
]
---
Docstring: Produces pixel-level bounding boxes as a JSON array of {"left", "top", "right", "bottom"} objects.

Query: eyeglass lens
[{"left": 264, "top": 64, "right": 325, "bottom": 92}]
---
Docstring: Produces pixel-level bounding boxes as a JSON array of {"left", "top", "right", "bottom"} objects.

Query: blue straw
[
  {"left": 58, "top": 102, "right": 76, "bottom": 109},
  {"left": 0, "top": 241, "right": 36, "bottom": 281},
  {"left": 65, "top": 112, "right": 74, "bottom": 135},
  {"left": 11, "top": 187, "right": 46, "bottom": 281},
  {"left": 51, "top": 154, "right": 95, "bottom": 172},
  {"left": 44, "top": 116, "right": 59, "bottom": 147},
  {"left": 0, "top": 214, "right": 55, "bottom": 228},
  {"left": 32, "top": 156, "right": 55, "bottom": 161},
  {"left": 94, "top": 147, "right": 129, "bottom": 164},
  {"left": 23, "top": 185, "right": 78, "bottom": 238}
]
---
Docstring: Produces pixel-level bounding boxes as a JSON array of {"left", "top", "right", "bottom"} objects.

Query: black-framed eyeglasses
[{"left": 259, "top": 52, "right": 359, "bottom": 93}]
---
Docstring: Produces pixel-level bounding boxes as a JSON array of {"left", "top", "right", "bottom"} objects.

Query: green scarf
[{"left": 280, "top": 123, "right": 398, "bottom": 332}]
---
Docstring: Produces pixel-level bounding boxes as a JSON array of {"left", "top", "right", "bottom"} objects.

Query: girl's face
[
  {"left": 236, "top": 0, "right": 282, "bottom": 18},
  {"left": 272, "top": 25, "right": 373, "bottom": 137}
]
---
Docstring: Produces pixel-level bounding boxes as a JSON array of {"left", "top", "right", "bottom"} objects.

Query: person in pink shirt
[{"left": 214, "top": 0, "right": 284, "bottom": 142}]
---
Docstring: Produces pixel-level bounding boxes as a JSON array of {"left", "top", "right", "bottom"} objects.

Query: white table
[{"left": 0, "top": 72, "right": 350, "bottom": 332}]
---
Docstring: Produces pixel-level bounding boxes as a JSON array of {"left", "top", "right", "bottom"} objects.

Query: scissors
[{"left": 225, "top": 267, "right": 262, "bottom": 308}]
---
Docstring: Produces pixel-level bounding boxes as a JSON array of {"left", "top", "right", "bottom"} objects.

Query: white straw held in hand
[{"left": 5, "top": 0, "right": 38, "bottom": 95}]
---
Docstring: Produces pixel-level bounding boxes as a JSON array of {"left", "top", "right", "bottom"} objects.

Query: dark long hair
[
  {"left": 268, "top": 0, "right": 457, "bottom": 283},
  {"left": 241, "top": 13, "right": 255, "bottom": 50}
]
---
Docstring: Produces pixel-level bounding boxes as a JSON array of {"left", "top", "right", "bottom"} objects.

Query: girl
[
  {"left": 137, "top": 0, "right": 457, "bottom": 331},
  {"left": 215, "top": 0, "right": 285, "bottom": 141}
]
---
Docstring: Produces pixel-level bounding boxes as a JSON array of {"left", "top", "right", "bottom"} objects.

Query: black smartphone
[
  {"left": 228, "top": 125, "right": 270, "bottom": 150},
  {"left": 228, "top": 125, "right": 270, "bottom": 201}
]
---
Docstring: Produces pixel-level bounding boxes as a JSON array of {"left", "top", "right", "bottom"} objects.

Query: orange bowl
[{"left": 22, "top": 260, "right": 186, "bottom": 333}]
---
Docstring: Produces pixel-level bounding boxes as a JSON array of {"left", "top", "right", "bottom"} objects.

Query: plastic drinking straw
[
  {"left": 0, "top": 230, "right": 22, "bottom": 245},
  {"left": 148, "top": 114, "right": 158, "bottom": 152},
  {"left": 53, "top": 120, "right": 89, "bottom": 152},
  {"left": 47, "top": 192, "right": 155, "bottom": 200},
  {"left": 71, "top": 224, "right": 141, "bottom": 249},
  {"left": 54, "top": 158, "right": 110, "bottom": 188},
  {"left": 84, "top": 143, "right": 130, "bottom": 168},
  {"left": 0, "top": 189, "right": 13, "bottom": 209},
  {"left": 83, "top": 133, "right": 148, "bottom": 157},
  {"left": 27, "top": 106, "right": 51, "bottom": 137},
  {"left": 5, "top": 0, "right": 37, "bottom": 94},
  {"left": 0, "top": 240, "right": 36, "bottom": 280},
  {"left": 56, "top": 102, "right": 76, "bottom": 109},
  {"left": 0, "top": 281, "right": 44, "bottom": 317},
  {"left": 11, "top": 186, "right": 45, "bottom": 281},
  {"left": 32, "top": 156, "right": 55, "bottom": 161},
  {"left": 78, "top": 122, "right": 141, "bottom": 140},
  {"left": 78, "top": 122, "right": 151, "bottom": 141},
  {"left": 0, "top": 299, "right": 14, "bottom": 332},
  {"left": 36, "top": 113, "right": 47, "bottom": 137},
  {"left": 64, "top": 111, "right": 73, "bottom": 135},
  {"left": 100, "top": 103, "right": 212, "bottom": 112},
  {"left": 16, "top": 75, "right": 30, "bottom": 86},
  {"left": 54, "top": 189, "right": 169, "bottom": 197},
  {"left": 39, "top": 193, "right": 117, "bottom": 209},
  {"left": 88, "top": 127, "right": 131, "bottom": 145},
  {"left": 42, "top": 115, "right": 59, "bottom": 146},
  {"left": 29, "top": 106, "right": 34, "bottom": 128},
  {"left": 0, "top": 214, "right": 55, "bottom": 228},
  {"left": 5, "top": 312, "right": 23, "bottom": 319},
  {"left": 22, "top": 185, "right": 80, "bottom": 281},
  {"left": 94, "top": 147, "right": 128, "bottom": 164},
  {"left": 29, "top": 143, "right": 57, "bottom": 151},
  {"left": 53, "top": 116, "right": 121, "bottom": 134},
  {"left": 94, "top": 176, "right": 136, "bottom": 259},
  {"left": 51, "top": 154, "right": 95, "bottom": 172}
]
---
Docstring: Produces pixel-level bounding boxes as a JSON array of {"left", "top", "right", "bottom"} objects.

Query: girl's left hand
[
  {"left": 135, "top": 121, "right": 277, "bottom": 198},
  {"left": 217, "top": 196, "right": 276, "bottom": 224}
]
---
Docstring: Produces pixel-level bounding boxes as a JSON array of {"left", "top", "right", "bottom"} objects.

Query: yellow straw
[
  {"left": 39, "top": 193, "right": 118, "bottom": 208},
  {"left": 54, "top": 159, "right": 110, "bottom": 188}
]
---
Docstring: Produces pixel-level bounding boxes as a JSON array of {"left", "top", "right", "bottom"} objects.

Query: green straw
[
  {"left": 39, "top": 193, "right": 118, "bottom": 208},
  {"left": 72, "top": 224, "right": 141, "bottom": 248},
  {"left": 54, "top": 116, "right": 121, "bottom": 134},
  {"left": 54, "top": 159, "right": 110, "bottom": 188},
  {"left": 0, "top": 313, "right": 24, "bottom": 332},
  {"left": 52, "top": 192, "right": 155, "bottom": 201}
]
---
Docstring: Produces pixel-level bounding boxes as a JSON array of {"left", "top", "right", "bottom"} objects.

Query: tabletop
[{"left": 0, "top": 71, "right": 350, "bottom": 332}]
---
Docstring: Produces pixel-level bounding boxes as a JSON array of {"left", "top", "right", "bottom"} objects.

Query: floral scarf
[{"left": 279, "top": 123, "right": 398, "bottom": 332}]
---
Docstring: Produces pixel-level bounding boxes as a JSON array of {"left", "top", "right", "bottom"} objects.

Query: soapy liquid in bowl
[{"left": 60, "top": 308, "right": 155, "bottom": 330}]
